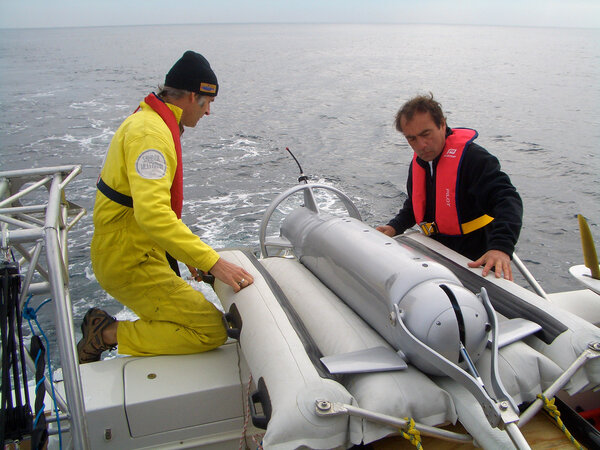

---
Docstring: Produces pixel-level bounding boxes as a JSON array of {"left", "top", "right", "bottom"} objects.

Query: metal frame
[
  {"left": 259, "top": 182, "right": 362, "bottom": 257},
  {"left": 0, "top": 166, "right": 89, "bottom": 449}
]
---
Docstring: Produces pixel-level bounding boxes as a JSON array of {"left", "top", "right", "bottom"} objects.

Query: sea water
[{"left": 0, "top": 23, "right": 599, "bottom": 366}]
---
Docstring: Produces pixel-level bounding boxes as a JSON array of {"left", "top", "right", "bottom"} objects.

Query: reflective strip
[{"left": 461, "top": 214, "right": 494, "bottom": 234}]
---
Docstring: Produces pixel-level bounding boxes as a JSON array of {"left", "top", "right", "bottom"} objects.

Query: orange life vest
[{"left": 412, "top": 128, "right": 492, "bottom": 236}]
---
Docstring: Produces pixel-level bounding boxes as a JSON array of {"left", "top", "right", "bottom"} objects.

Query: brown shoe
[{"left": 77, "top": 308, "right": 116, "bottom": 364}]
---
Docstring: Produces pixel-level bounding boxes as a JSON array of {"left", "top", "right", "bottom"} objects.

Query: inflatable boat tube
[{"left": 214, "top": 249, "right": 355, "bottom": 449}]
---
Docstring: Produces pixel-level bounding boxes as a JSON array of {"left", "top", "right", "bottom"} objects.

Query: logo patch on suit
[{"left": 136, "top": 149, "right": 166, "bottom": 179}]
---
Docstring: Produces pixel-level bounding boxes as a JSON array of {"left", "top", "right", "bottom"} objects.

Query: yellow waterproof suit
[{"left": 91, "top": 99, "right": 227, "bottom": 356}]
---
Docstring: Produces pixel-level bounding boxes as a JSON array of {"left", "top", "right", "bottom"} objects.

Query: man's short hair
[
  {"left": 395, "top": 93, "right": 446, "bottom": 132},
  {"left": 157, "top": 85, "right": 207, "bottom": 107},
  {"left": 156, "top": 85, "right": 189, "bottom": 100}
]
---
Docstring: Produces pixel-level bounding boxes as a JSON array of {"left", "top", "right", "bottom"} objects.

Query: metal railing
[{"left": 0, "top": 165, "right": 89, "bottom": 449}]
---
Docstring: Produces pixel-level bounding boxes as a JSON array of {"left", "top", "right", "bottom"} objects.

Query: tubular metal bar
[
  {"left": 519, "top": 342, "right": 600, "bottom": 427},
  {"left": 0, "top": 204, "right": 47, "bottom": 214},
  {"left": 46, "top": 413, "right": 70, "bottom": 424},
  {"left": 0, "top": 175, "right": 52, "bottom": 208},
  {"left": 12, "top": 213, "right": 46, "bottom": 227},
  {"left": 18, "top": 240, "right": 44, "bottom": 309},
  {"left": 45, "top": 172, "right": 90, "bottom": 449},
  {"left": 58, "top": 165, "right": 81, "bottom": 191},
  {"left": 0, "top": 177, "right": 9, "bottom": 199},
  {"left": 512, "top": 253, "right": 549, "bottom": 299},
  {"left": 23, "top": 282, "right": 51, "bottom": 295},
  {"left": 66, "top": 208, "right": 86, "bottom": 233},
  {"left": 14, "top": 242, "right": 50, "bottom": 283},
  {"left": 0, "top": 213, "right": 41, "bottom": 229},
  {"left": 259, "top": 183, "right": 362, "bottom": 257},
  {"left": 48, "top": 426, "right": 71, "bottom": 436},
  {"left": 46, "top": 426, "right": 71, "bottom": 436},
  {"left": 3, "top": 228, "right": 45, "bottom": 244},
  {"left": 60, "top": 202, "right": 72, "bottom": 271},
  {"left": 315, "top": 401, "right": 474, "bottom": 444},
  {"left": 0, "top": 165, "right": 83, "bottom": 179},
  {"left": 505, "top": 423, "right": 532, "bottom": 450}
]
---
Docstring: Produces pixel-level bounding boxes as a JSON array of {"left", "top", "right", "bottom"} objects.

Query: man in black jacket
[{"left": 377, "top": 94, "right": 522, "bottom": 280}]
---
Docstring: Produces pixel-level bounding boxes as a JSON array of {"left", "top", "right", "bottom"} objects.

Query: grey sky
[{"left": 1, "top": 0, "right": 599, "bottom": 29}]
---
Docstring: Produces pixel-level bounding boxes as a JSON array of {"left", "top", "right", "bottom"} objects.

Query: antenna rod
[{"left": 285, "top": 147, "right": 308, "bottom": 184}]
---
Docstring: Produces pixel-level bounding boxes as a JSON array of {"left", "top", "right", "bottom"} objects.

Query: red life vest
[
  {"left": 98, "top": 94, "right": 184, "bottom": 219},
  {"left": 143, "top": 93, "right": 183, "bottom": 219},
  {"left": 411, "top": 128, "right": 478, "bottom": 236}
]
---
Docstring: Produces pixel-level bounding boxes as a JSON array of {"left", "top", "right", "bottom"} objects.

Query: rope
[
  {"left": 537, "top": 394, "right": 583, "bottom": 450},
  {"left": 239, "top": 375, "right": 253, "bottom": 450},
  {"left": 399, "top": 417, "right": 423, "bottom": 449},
  {"left": 23, "top": 295, "right": 62, "bottom": 450}
]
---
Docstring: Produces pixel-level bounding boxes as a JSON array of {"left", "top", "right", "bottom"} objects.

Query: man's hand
[
  {"left": 376, "top": 225, "right": 396, "bottom": 237},
  {"left": 209, "top": 257, "right": 254, "bottom": 293},
  {"left": 468, "top": 249, "right": 513, "bottom": 281}
]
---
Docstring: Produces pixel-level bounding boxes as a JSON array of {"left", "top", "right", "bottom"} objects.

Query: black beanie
[{"left": 164, "top": 50, "right": 218, "bottom": 97}]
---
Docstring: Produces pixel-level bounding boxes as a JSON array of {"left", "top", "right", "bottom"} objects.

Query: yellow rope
[
  {"left": 537, "top": 394, "right": 584, "bottom": 450},
  {"left": 399, "top": 417, "right": 423, "bottom": 449}
]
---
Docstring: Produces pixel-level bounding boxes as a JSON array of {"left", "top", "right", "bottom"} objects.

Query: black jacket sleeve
[{"left": 459, "top": 143, "right": 523, "bottom": 256}]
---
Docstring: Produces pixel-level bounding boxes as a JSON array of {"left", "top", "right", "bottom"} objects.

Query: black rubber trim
[
  {"left": 396, "top": 236, "right": 568, "bottom": 344},
  {"left": 233, "top": 248, "right": 334, "bottom": 380}
]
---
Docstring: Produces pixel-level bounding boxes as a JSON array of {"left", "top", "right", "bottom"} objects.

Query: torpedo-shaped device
[{"left": 280, "top": 206, "right": 490, "bottom": 376}]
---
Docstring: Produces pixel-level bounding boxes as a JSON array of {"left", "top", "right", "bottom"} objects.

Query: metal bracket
[
  {"left": 394, "top": 302, "right": 504, "bottom": 427},
  {"left": 314, "top": 399, "right": 473, "bottom": 444},
  {"left": 519, "top": 341, "right": 600, "bottom": 427}
]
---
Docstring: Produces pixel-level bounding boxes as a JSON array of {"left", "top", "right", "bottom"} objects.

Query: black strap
[{"left": 97, "top": 178, "right": 133, "bottom": 208}]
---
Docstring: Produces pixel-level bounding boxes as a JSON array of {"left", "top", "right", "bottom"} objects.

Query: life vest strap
[
  {"left": 97, "top": 177, "right": 133, "bottom": 208},
  {"left": 419, "top": 214, "right": 494, "bottom": 236},
  {"left": 461, "top": 214, "right": 494, "bottom": 234}
]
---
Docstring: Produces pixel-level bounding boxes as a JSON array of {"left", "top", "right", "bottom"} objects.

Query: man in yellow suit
[{"left": 78, "top": 51, "right": 253, "bottom": 363}]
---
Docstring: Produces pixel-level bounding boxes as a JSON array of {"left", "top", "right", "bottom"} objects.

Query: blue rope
[{"left": 23, "top": 294, "right": 62, "bottom": 450}]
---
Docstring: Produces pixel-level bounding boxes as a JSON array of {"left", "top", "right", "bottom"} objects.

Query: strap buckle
[{"left": 419, "top": 221, "right": 438, "bottom": 236}]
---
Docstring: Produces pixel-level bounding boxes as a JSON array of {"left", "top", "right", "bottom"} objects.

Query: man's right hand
[
  {"left": 209, "top": 257, "right": 254, "bottom": 293},
  {"left": 376, "top": 225, "right": 396, "bottom": 237}
]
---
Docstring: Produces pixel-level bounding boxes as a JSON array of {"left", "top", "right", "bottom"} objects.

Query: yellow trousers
[{"left": 93, "top": 244, "right": 227, "bottom": 356}]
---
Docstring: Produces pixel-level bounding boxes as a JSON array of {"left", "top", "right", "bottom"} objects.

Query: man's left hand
[{"left": 468, "top": 250, "right": 513, "bottom": 281}]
